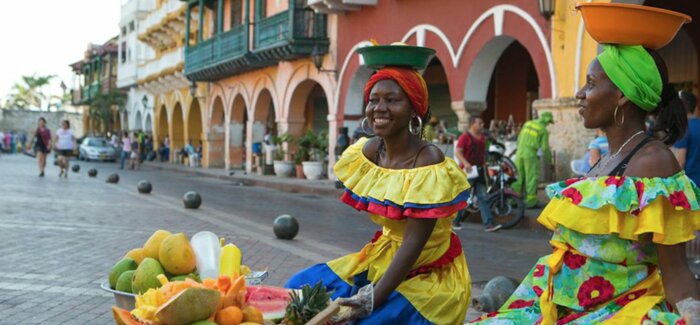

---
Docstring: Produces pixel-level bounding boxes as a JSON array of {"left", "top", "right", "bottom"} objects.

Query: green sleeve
[{"left": 541, "top": 128, "right": 552, "bottom": 163}]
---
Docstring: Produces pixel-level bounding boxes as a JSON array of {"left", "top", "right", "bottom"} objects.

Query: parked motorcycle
[{"left": 463, "top": 141, "right": 525, "bottom": 229}]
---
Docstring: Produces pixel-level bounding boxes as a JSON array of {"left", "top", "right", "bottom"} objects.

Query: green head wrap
[{"left": 597, "top": 45, "right": 662, "bottom": 111}]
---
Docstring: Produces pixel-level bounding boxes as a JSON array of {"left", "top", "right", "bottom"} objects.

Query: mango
[
  {"left": 169, "top": 273, "right": 200, "bottom": 282},
  {"left": 116, "top": 270, "right": 135, "bottom": 293},
  {"left": 159, "top": 233, "right": 196, "bottom": 276},
  {"left": 143, "top": 230, "right": 172, "bottom": 260},
  {"left": 190, "top": 321, "right": 217, "bottom": 325},
  {"left": 109, "top": 258, "right": 138, "bottom": 289},
  {"left": 125, "top": 248, "right": 146, "bottom": 264},
  {"left": 132, "top": 257, "right": 165, "bottom": 294}
]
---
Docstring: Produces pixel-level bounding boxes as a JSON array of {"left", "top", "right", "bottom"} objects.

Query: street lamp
[
  {"left": 311, "top": 45, "right": 337, "bottom": 76},
  {"left": 538, "top": 0, "right": 556, "bottom": 20},
  {"left": 142, "top": 95, "right": 149, "bottom": 109},
  {"left": 189, "top": 79, "right": 198, "bottom": 97}
]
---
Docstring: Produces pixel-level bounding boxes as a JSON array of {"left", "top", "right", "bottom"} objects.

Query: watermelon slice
[{"left": 245, "top": 285, "right": 293, "bottom": 321}]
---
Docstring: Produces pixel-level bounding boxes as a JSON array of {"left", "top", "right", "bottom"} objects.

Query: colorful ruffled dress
[
  {"left": 286, "top": 137, "right": 472, "bottom": 324},
  {"left": 470, "top": 173, "right": 700, "bottom": 324}
]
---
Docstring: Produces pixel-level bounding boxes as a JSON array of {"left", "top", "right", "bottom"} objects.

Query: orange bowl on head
[{"left": 576, "top": 3, "right": 691, "bottom": 49}]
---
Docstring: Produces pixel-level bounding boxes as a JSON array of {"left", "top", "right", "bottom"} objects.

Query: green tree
[
  {"left": 6, "top": 74, "right": 55, "bottom": 109},
  {"left": 89, "top": 90, "right": 126, "bottom": 134}
]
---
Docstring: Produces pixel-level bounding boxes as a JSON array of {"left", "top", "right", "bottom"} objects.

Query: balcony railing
[
  {"left": 254, "top": 8, "right": 327, "bottom": 51},
  {"left": 185, "top": 24, "right": 249, "bottom": 80}
]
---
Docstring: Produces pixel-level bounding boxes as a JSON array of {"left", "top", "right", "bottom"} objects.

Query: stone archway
[
  {"left": 424, "top": 58, "right": 458, "bottom": 140},
  {"left": 229, "top": 94, "right": 247, "bottom": 169},
  {"left": 249, "top": 89, "right": 276, "bottom": 171},
  {"left": 186, "top": 99, "right": 204, "bottom": 154},
  {"left": 465, "top": 37, "right": 539, "bottom": 125},
  {"left": 144, "top": 113, "right": 153, "bottom": 133},
  {"left": 288, "top": 80, "right": 329, "bottom": 137},
  {"left": 208, "top": 96, "right": 226, "bottom": 168},
  {"left": 135, "top": 111, "right": 143, "bottom": 132},
  {"left": 343, "top": 66, "right": 373, "bottom": 135},
  {"left": 156, "top": 105, "right": 168, "bottom": 147},
  {"left": 171, "top": 103, "right": 185, "bottom": 159}
]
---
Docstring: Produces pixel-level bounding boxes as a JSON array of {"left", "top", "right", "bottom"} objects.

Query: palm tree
[
  {"left": 6, "top": 74, "right": 55, "bottom": 109},
  {"left": 90, "top": 90, "right": 126, "bottom": 134}
]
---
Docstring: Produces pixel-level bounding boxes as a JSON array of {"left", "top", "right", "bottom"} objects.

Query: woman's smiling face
[
  {"left": 366, "top": 79, "right": 414, "bottom": 137},
  {"left": 576, "top": 59, "right": 623, "bottom": 129}
]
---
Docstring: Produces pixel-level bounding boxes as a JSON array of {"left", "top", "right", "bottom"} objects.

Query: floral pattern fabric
[{"left": 468, "top": 174, "right": 700, "bottom": 324}]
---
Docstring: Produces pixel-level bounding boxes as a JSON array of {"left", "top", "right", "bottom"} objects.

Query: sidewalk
[
  {"left": 143, "top": 161, "right": 344, "bottom": 197},
  {"left": 142, "top": 161, "right": 550, "bottom": 233}
]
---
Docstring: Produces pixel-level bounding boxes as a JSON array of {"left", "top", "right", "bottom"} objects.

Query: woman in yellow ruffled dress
[
  {"left": 470, "top": 4, "right": 700, "bottom": 325},
  {"left": 286, "top": 58, "right": 472, "bottom": 324}
]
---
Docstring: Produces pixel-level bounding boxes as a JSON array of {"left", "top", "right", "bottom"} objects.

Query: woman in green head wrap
[{"left": 468, "top": 40, "right": 700, "bottom": 325}]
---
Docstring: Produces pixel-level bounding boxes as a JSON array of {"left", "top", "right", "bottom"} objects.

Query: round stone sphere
[
  {"left": 273, "top": 215, "right": 299, "bottom": 240},
  {"left": 106, "top": 173, "right": 119, "bottom": 184},
  {"left": 71, "top": 164, "right": 80, "bottom": 173},
  {"left": 88, "top": 169, "right": 98, "bottom": 177},
  {"left": 137, "top": 180, "right": 152, "bottom": 194},
  {"left": 183, "top": 191, "right": 202, "bottom": 209}
]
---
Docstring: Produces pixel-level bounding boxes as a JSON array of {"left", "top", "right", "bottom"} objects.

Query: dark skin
[
  {"left": 576, "top": 59, "right": 700, "bottom": 306},
  {"left": 361, "top": 79, "right": 443, "bottom": 309}
]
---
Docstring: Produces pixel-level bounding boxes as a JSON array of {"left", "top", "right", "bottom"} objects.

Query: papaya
[
  {"left": 112, "top": 306, "right": 151, "bottom": 325},
  {"left": 132, "top": 258, "right": 165, "bottom": 294},
  {"left": 116, "top": 270, "right": 136, "bottom": 293},
  {"left": 158, "top": 233, "right": 197, "bottom": 275},
  {"left": 154, "top": 287, "right": 220, "bottom": 325},
  {"left": 109, "top": 258, "right": 138, "bottom": 289},
  {"left": 125, "top": 248, "right": 146, "bottom": 264},
  {"left": 143, "top": 230, "right": 172, "bottom": 260}
]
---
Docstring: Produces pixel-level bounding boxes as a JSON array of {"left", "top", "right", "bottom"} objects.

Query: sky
[{"left": 0, "top": 0, "right": 122, "bottom": 107}]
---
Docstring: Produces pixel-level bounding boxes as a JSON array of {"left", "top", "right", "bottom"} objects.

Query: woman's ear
[{"left": 616, "top": 90, "right": 630, "bottom": 108}]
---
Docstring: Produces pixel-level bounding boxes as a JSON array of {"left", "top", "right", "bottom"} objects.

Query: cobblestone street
[{"left": 0, "top": 155, "right": 551, "bottom": 324}]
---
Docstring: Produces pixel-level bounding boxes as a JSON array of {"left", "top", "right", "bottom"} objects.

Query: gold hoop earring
[
  {"left": 614, "top": 106, "right": 625, "bottom": 126},
  {"left": 360, "top": 117, "right": 374, "bottom": 136},
  {"left": 408, "top": 116, "right": 423, "bottom": 136}
]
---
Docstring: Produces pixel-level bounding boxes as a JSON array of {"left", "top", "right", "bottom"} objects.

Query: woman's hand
[
  {"left": 330, "top": 284, "right": 374, "bottom": 324},
  {"left": 676, "top": 297, "right": 700, "bottom": 323}
]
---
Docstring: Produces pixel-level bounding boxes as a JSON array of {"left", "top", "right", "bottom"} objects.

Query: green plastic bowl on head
[{"left": 356, "top": 45, "right": 436, "bottom": 70}]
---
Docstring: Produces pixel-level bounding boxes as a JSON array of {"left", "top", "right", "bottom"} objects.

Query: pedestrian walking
[
  {"left": 453, "top": 116, "right": 501, "bottom": 232},
  {"left": 511, "top": 111, "right": 554, "bottom": 208},
  {"left": 471, "top": 7, "right": 700, "bottom": 323},
  {"left": 30, "top": 117, "right": 52, "bottom": 177},
  {"left": 119, "top": 131, "right": 132, "bottom": 170},
  {"left": 286, "top": 60, "right": 471, "bottom": 324},
  {"left": 54, "top": 120, "right": 77, "bottom": 178},
  {"left": 130, "top": 131, "right": 141, "bottom": 170},
  {"left": 672, "top": 91, "right": 699, "bottom": 186}
]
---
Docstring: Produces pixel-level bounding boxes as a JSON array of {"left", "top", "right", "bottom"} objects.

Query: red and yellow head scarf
[{"left": 363, "top": 67, "right": 429, "bottom": 119}]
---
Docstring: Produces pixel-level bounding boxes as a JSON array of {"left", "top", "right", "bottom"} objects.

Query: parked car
[{"left": 78, "top": 137, "right": 116, "bottom": 162}]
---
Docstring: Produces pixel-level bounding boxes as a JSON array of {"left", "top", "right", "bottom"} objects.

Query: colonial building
[
  {"left": 138, "top": 0, "right": 193, "bottom": 161},
  {"left": 182, "top": 0, "right": 333, "bottom": 170},
  {"left": 117, "top": 0, "right": 156, "bottom": 134},
  {"left": 70, "top": 37, "right": 121, "bottom": 135}
]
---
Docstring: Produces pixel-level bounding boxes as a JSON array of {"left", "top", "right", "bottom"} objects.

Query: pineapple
[{"left": 283, "top": 281, "right": 332, "bottom": 325}]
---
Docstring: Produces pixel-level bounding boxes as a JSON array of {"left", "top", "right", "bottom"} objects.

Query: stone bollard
[{"left": 471, "top": 276, "right": 520, "bottom": 313}]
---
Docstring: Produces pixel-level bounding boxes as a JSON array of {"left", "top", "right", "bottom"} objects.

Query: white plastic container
[{"left": 190, "top": 231, "right": 222, "bottom": 281}]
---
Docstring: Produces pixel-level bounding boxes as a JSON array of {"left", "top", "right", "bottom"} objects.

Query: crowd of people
[{"left": 0, "top": 129, "right": 28, "bottom": 155}]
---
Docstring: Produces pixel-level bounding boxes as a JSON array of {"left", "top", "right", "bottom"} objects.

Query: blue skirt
[{"left": 285, "top": 263, "right": 432, "bottom": 324}]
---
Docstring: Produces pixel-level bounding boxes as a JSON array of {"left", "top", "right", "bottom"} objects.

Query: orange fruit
[
  {"left": 216, "top": 306, "right": 243, "bottom": 325},
  {"left": 242, "top": 305, "right": 264, "bottom": 324}
]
